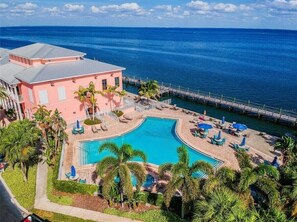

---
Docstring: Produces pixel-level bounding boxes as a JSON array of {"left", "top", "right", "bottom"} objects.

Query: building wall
[
  {"left": 19, "top": 82, "right": 37, "bottom": 118},
  {"left": 23, "top": 71, "right": 123, "bottom": 123}
]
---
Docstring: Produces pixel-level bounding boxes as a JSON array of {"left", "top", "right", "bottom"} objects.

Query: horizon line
[{"left": 0, "top": 25, "right": 296, "bottom": 32}]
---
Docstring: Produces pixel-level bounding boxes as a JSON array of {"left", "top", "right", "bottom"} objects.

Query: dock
[{"left": 123, "top": 75, "right": 297, "bottom": 127}]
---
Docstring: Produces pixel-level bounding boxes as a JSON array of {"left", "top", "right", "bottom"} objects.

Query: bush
[
  {"left": 235, "top": 150, "right": 253, "bottom": 169},
  {"left": 84, "top": 118, "right": 101, "bottom": 125},
  {"left": 33, "top": 209, "right": 94, "bottom": 222},
  {"left": 112, "top": 110, "right": 124, "bottom": 117}
]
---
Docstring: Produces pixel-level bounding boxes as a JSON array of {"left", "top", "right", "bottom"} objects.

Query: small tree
[
  {"left": 138, "top": 80, "right": 160, "bottom": 102},
  {"left": 0, "top": 119, "right": 40, "bottom": 181},
  {"left": 96, "top": 142, "right": 146, "bottom": 207},
  {"left": 103, "top": 85, "right": 126, "bottom": 111}
]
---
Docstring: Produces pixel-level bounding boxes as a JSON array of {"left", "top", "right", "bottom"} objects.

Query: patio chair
[
  {"left": 193, "top": 130, "right": 199, "bottom": 137},
  {"left": 72, "top": 127, "right": 79, "bottom": 135},
  {"left": 78, "top": 126, "right": 84, "bottom": 134},
  {"left": 156, "top": 106, "right": 163, "bottom": 111},
  {"left": 79, "top": 179, "right": 86, "bottom": 184},
  {"left": 101, "top": 124, "right": 108, "bottom": 131},
  {"left": 92, "top": 125, "right": 98, "bottom": 133},
  {"left": 119, "top": 117, "right": 129, "bottom": 123},
  {"left": 216, "top": 138, "right": 226, "bottom": 146},
  {"left": 200, "top": 132, "right": 208, "bottom": 139},
  {"left": 65, "top": 172, "right": 71, "bottom": 179},
  {"left": 123, "top": 114, "right": 133, "bottom": 120},
  {"left": 233, "top": 144, "right": 249, "bottom": 152}
]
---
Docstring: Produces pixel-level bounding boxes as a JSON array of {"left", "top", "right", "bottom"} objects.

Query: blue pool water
[
  {"left": 115, "top": 174, "right": 155, "bottom": 188},
  {"left": 80, "top": 117, "right": 221, "bottom": 167}
]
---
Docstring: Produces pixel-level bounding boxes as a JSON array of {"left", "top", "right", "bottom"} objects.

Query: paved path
[
  {"left": 34, "top": 161, "right": 141, "bottom": 222},
  {"left": 0, "top": 177, "right": 26, "bottom": 222}
]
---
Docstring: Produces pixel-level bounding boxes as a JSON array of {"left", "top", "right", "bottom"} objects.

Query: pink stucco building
[{"left": 0, "top": 43, "right": 125, "bottom": 123}]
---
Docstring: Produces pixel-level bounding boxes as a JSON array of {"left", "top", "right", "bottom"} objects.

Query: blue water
[
  {"left": 0, "top": 27, "right": 297, "bottom": 111},
  {"left": 115, "top": 174, "right": 155, "bottom": 187},
  {"left": 80, "top": 117, "right": 221, "bottom": 167}
]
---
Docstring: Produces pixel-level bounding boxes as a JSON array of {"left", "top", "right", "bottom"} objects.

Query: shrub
[
  {"left": 84, "top": 118, "right": 101, "bottom": 125},
  {"left": 235, "top": 150, "right": 253, "bottom": 169},
  {"left": 112, "top": 110, "right": 124, "bottom": 117}
]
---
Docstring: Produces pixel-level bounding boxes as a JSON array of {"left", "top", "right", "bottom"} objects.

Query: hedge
[{"left": 84, "top": 118, "right": 101, "bottom": 126}]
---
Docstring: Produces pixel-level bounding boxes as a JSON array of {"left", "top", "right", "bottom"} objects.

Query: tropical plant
[
  {"left": 0, "top": 119, "right": 40, "bottom": 181},
  {"left": 34, "top": 106, "right": 67, "bottom": 166},
  {"left": 202, "top": 166, "right": 236, "bottom": 195},
  {"left": 96, "top": 142, "right": 146, "bottom": 207},
  {"left": 0, "top": 86, "right": 8, "bottom": 99},
  {"left": 238, "top": 164, "right": 280, "bottom": 207},
  {"left": 193, "top": 187, "right": 257, "bottom": 222},
  {"left": 74, "top": 81, "right": 101, "bottom": 120},
  {"left": 138, "top": 80, "right": 160, "bottom": 101},
  {"left": 158, "top": 146, "right": 213, "bottom": 218},
  {"left": 274, "top": 136, "right": 296, "bottom": 166}
]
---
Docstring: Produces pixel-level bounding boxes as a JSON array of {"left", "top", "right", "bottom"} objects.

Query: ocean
[{"left": 0, "top": 27, "right": 296, "bottom": 135}]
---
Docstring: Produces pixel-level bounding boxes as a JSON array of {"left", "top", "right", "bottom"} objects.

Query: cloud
[
  {"left": 213, "top": 3, "right": 237, "bottom": 12},
  {"left": 10, "top": 2, "right": 38, "bottom": 15},
  {"left": 187, "top": 1, "right": 210, "bottom": 11},
  {"left": 90, "top": 3, "right": 149, "bottom": 16},
  {"left": 64, "top": 4, "right": 84, "bottom": 12},
  {"left": 42, "top": 7, "right": 60, "bottom": 15},
  {"left": 155, "top": 5, "right": 173, "bottom": 11},
  {"left": 0, "top": 3, "right": 8, "bottom": 9}
]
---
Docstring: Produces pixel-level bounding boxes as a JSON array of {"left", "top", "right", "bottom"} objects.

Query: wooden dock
[{"left": 123, "top": 75, "right": 297, "bottom": 127}]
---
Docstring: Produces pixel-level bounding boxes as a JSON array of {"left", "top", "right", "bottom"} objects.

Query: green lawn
[
  {"left": 47, "top": 167, "right": 73, "bottom": 205},
  {"left": 104, "top": 208, "right": 188, "bottom": 222},
  {"left": 33, "top": 209, "right": 95, "bottom": 222},
  {"left": 1, "top": 165, "right": 37, "bottom": 210}
]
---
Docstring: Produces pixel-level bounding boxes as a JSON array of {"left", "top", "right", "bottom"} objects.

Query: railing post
[
  {"left": 209, "top": 92, "right": 211, "bottom": 98},
  {"left": 220, "top": 94, "right": 223, "bottom": 103},
  {"left": 233, "top": 97, "right": 236, "bottom": 103}
]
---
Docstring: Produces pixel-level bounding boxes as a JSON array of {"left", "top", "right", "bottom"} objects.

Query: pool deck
[{"left": 63, "top": 101, "right": 281, "bottom": 184}]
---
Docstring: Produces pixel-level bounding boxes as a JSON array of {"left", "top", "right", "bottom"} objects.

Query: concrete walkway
[{"left": 34, "top": 161, "right": 141, "bottom": 222}]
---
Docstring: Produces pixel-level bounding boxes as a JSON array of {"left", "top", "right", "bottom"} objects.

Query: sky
[{"left": 0, "top": 0, "right": 296, "bottom": 29}]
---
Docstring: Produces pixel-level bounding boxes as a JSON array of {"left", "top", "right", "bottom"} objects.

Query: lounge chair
[
  {"left": 78, "top": 126, "right": 84, "bottom": 134},
  {"left": 79, "top": 179, "right": 86, "bottom": 184},
  {"left": 65, "top": 172, "right": 71, "bottom": 179},
  {"left": 119, "top": 117, "right": 129, "bottom": 123},
  {"left": 72, "top": 127, "right": 79, "bottom": 135},
  {"left": 123, "top": 114, "right": 133, "bottom": 120},
  {"left": 92, "top": 125, "right": 98, "bottom": 133},
  {"left": 101, "top": 124, "right": 108, "bottom": 131},
  {"left": 156, "top": 106, "right": 163, "bottom": 111}
]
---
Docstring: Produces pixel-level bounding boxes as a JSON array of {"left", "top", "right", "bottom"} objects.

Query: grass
[
  {"left": 47, "top": 166, "right": 73, "bottom": 205},
  {"left": 1, "top": 165, "right": 37, "bottom": 210},
  {"left": 33, "top": 209, "right": 95, "bottom": 222},
  {"left": 104, "top": 208, "right": 188, "bottom": 222}
]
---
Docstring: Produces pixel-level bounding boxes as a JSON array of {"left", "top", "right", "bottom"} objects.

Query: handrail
[{"left": 123, "top": 75, "right": 297, "bottom": 120}]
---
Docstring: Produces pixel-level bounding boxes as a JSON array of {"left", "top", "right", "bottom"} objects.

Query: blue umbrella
[
  {"left": 76, "top": 120, "right": 80, "bottom": 129},
  {"left": 217, "top": 131, "right": 221, "bottom": 140},
  {"left": 198, "top": 123, "right": 213, "bottom": 130},
  {"left": 232, "top": 123, "right": 247, "bottom": 131},
  {"left": 71, "top": 165, "right": 76, "bottom": 177},
  {"left": 222, "top": 116, "right": 225, "bottom": 124},
  {"left": 240, "top": 137, "right": 246, "bottom": 146}
]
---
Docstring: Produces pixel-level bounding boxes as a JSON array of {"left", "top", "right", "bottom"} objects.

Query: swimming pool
[{"left": 79, "top": 117, "right": 222, "bottom": 167}]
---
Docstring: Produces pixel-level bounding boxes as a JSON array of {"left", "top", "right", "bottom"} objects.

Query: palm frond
[
  {"left": 177, "top": 146, "right": 189, "bottom": 165},
  {"left": 158, "top": 163, "right": 173, "bottom": 179},
  {"left": 96, "top": 156, "right": 118, "bottom": 176},
  {"left": 127, "top": 162, "right": 146, "bottom": 190},
  {"left": 99, "top": 142, "right": 120, "bottom": 156},
  {"left": 190, "top": 161, "right": 214, "bottom": 176}
]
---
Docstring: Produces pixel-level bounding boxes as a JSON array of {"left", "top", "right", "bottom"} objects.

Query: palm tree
[
  {"left": 74, "top": 82, "right": 100, "bottom": 120},
  {"left": 202, "top": 166, "right": 236, "bottom": 195},
  {"left": 138, "top": 80, "right": 160, "bottom": 101},
  {"left": 193, "top": 187, "right": 257, "bottom": 222},
  {"left": 103, "top": 85, "right": 127, "bottom": 111},
  {"left": 158, "top": 146, "right": 213, "bottom": 218},
  {"left": 0, "top": 86, "right": 8, "bottom": 100},
  {"left": 96, "top": 142, "right": 147, "bottom": 207},
  {"left": 238, "top": 164, "right": 280, "bottom": 207},
  {"left": 0, "top": 119, "right": 40, "bottom": 181},
  {"left": 274, "top": 136, "right": 296, "bottom": 166}
]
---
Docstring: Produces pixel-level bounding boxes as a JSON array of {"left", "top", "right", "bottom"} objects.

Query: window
[
  {"left": 38, "top": 90, "right": 49, "bottom": 105},
  {"left": 115, "top": 77, "right": 120, "bottom": 87},
  {"left": 28, "top": 89, "right": 34, "bottom": 103},
  {"left": 102, "top": 79, "right": 107, "bottom": 90},
  {"left": 58, "top": 86, "right": 66, "bottom": 101}
]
